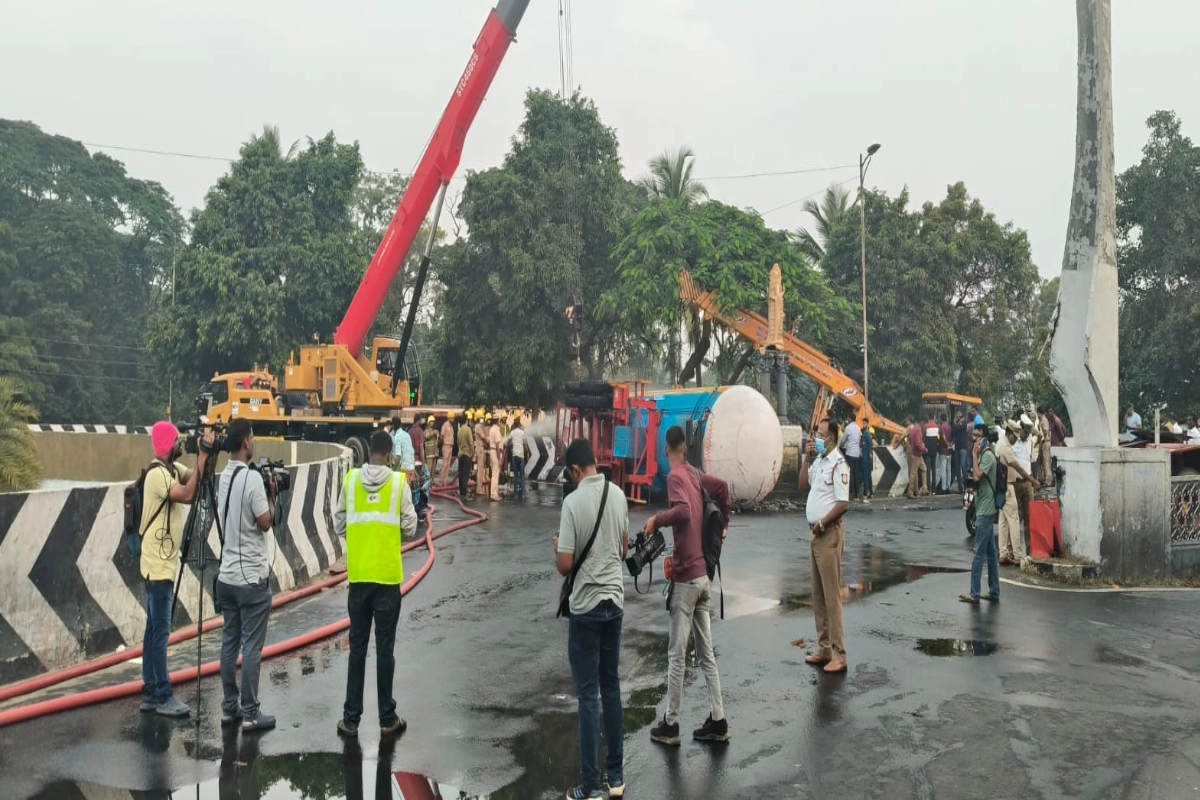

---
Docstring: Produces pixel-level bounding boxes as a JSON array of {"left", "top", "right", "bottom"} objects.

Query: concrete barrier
[
  {"left": 0, "top": 434, "right": 351, "bottom": 685},
  {"left": 775, "top": 426, "right": 909, "bottom": 499}
]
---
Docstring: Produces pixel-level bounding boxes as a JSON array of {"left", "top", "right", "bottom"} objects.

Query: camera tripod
[{"left": 170, "top": 449, "right": 224, "bottom": 711}]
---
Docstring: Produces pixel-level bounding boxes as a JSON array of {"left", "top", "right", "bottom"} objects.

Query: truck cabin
[
  {"left": 921, "top": 392, "right": 983, "bottom": 426},
  {"left": 195, "top": 374, "right": 278, "bottom": 422}
]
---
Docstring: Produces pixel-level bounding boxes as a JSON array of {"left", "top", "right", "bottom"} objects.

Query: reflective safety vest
[{"left": 344, "top": 469, "right": 407, "bottom": 585}]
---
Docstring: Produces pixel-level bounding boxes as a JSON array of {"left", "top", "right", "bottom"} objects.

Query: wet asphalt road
[{"left": 3, "top": 489, "right": 1200, "bottom": 799}]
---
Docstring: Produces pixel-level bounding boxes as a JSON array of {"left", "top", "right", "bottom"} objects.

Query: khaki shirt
[{"left": 440, "top": 421, "right": 454, "bottom": 451}]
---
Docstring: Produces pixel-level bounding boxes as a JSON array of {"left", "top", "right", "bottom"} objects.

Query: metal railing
[{"left": 1170, "top": 475, "right": 1200, "bottom": 544}]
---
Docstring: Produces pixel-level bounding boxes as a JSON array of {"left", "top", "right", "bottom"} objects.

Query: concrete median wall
[
  {"left": 0, "top": 432, "right": 351, "bottom": 685},
  {"left": 775, "top": 426, "right": 910, "bottom": 499}
]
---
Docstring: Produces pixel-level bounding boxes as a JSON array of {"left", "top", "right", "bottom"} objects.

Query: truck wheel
[
  {"left": 346, "top": 436, "right": 368, "bottom": 466},
  {"left": 566, "top": 380, "right": 614, "bottom": 396},
  {"left": 564, "top": 393, "right": 613, "bottom": 410}
]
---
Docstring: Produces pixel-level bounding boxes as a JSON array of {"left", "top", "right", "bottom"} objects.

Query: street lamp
[{"left": 859, "top": 143, "right": 881, "bottom": 405}]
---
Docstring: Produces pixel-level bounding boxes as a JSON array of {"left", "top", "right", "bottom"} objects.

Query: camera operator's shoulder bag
[
  {"left": 123, "top": 462, "right": 176, "bottom": 557},
  {"left": 557, "top": 480, "right": 610, "bottom": 619},
  {"left": 691, "top": 465, "right": 726, "bottom": 620}
]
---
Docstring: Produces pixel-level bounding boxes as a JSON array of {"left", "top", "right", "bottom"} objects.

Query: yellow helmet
[
  {"left": 448, "top": 411, "right": 457, "bottom": 421},
  {"left": 476, "top": 407, "right": 486, "bottom": 418},
  {"left": 427, "top": 415, "right": 435, "bottom": 424},
  {"left": 485, "top": 413, "right": 493, "bottom": 422},
  {"left": 465, "top": 409, "right": 474, "bottom": 421}
]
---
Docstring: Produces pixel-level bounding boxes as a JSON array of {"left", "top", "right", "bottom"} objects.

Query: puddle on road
[
  {"left": 780, "top": 545, "right": 965, "bottom": 610},
  {"left": 916, "top": 638, "right": 1000, "bottom": 657}
]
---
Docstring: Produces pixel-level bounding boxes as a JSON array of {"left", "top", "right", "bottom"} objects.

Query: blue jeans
[
  {"left": 511, "top": 456, "right": 526, "bottom": 497},
  {"left": 568, "top": 599, "right": 624, "bottom": 792},
  {"left": 142, "top": 580, "right": 174, "bottom": 704},
  {"left": 955, "top": 448, "right": 971, "bottom": 491},
  {"left": 970, "top": 514, "right": 1000, "bottom": 599}
]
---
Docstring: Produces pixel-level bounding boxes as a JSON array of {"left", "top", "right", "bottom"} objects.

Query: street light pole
[{"left": 859, "top": 143, "right": 881, "bottom": 407}]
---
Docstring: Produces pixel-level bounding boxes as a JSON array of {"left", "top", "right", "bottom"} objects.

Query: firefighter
[
  {"left": 474, "top": 409, "right": 489, "bottom": 494},
  {"left": 487, "top": 413, "right": 504, "bottom": 502},
  {"left": 439, "top": 413, "right": 456, "bottom": 487},
  {"left": 423, "top": 416, "right": 439, "bottom": 479}
]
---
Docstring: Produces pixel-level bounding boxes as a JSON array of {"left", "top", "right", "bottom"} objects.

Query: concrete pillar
[
  {"left": 1049, "top": 0, "right": 1119, "bottom": 448},
  {"left": 774, "top": 352, "right": 789, "bottom": 424}
]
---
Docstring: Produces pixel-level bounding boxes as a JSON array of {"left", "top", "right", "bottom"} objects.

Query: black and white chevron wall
[{"left": 0, "top": 451, "right": 351, "bottom": 686}]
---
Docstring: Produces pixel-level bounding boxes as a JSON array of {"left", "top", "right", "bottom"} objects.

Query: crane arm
[
  {"left": 334, "top": 0, "right": 531, "bottom": 356},
  {"left": 678, "top": 270, "right": 905, "bottom": 436}
]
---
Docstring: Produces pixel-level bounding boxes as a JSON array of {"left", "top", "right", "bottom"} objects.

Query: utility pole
[
  {"left": 167, "top": 241, "right": 176, "bottom": 421},
  {"left": 858, "top": 143, "right": 881, "bottom": 405}
]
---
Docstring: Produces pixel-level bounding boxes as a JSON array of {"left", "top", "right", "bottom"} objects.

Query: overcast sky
[{"left": 2, "top": 0, "right": 1197, "bottom": 279}]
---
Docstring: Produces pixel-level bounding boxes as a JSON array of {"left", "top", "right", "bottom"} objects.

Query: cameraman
[
  {"left": 216, "top": 418, "right": 278, "bottom": 733},
  {"left": 138, "top": 420, "right": 212, "bottom": 718},
  {"left": 643, "top": 425, "right": 731, "bottom": 746},
  {"left": 554, "top": 438, "right": 629, "bottom": 800}
]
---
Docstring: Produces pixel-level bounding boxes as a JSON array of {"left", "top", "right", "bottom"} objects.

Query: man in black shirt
[{"left": 951, "top": 411, "right": 972, "bottom": 492}]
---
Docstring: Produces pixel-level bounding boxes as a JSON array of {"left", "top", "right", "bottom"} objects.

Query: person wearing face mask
[
  {"left": 798, "top": 418, "right": 851, "bottom": 673},
  {"left": 961, "top": 422, "right": 1001, "bottom": 603}
]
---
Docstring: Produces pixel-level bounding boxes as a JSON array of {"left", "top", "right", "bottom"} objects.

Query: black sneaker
[
  {"left": 336, "top": 719, "right": 358, "bottom": 737},
  {"left": 380, "top": 717, "right": 408, "bottom": 737},
  {"left": 242, "top": 713, "right": 276, "bottom": 733},
  {"left": 650, "top": 717, "right": 680, "bottom": 746},
  {"left": 220, "top": 710, "right": 243, "bottom": 727},
  {"left": 693, "top": 715, "right": 730, "bottom": 742}
]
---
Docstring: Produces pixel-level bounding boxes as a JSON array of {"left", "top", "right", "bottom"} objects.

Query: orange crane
[{"left": 678, "top": 269, "right": 905, "bottom": 436}]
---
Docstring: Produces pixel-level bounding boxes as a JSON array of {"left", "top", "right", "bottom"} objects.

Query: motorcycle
[{"left": 964, "top": 484, "right": 976, "bottom": 537}]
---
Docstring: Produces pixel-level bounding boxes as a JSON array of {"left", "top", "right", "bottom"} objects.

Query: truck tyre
[
  {"left": 566, "top": 380, "right": 614, "bottom": 397},
  {"left": 564, "top": 393, "right": 613, "bottom": 410},
  {"left": 346, "top": 436, "right": 368, "bottom": 467}
]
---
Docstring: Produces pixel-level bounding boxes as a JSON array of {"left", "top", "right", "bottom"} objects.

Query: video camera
[
  {"left": 625, "top": 528, "right": 666, "bottom": 578},
  {"left": 249, "top": 457, "right": 292, "bottom": 496},
  {"left": 178, "top": 422, "right": 229, "bottom": 456}
]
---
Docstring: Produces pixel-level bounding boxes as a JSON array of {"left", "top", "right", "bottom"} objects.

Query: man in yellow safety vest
[{"left": 333, "top": 430, "right": 418, "bottom": 739}]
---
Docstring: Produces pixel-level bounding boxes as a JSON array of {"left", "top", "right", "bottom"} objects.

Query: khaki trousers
[
  {"left": 475, "top": 447, "right": 488, "bottom": 490},
  {"left": 810, "top": 519, "right": 846, "bottom": 660},
  {"left": 440, "top": 446, "right": 453, "bottom": 486},
  {"left": 489, "top": 450, "right": 501, "bottom": 499},
  {"left": 998, "top": 484, "right": 1022, "bottom": 560},
  {"left": 1015, "top": 480, "right": 1034, "bottom": 546}
]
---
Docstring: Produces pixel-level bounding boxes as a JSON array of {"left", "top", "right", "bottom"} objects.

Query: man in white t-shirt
[
  {"left": 554, "top": 439, "right": 629, "bottom": 800},
  {"left": 505, "top": 417, "right": 528, "bottom": 499},
  {"left": 839, "top": 418, "right": 862, "bottom": 501}
]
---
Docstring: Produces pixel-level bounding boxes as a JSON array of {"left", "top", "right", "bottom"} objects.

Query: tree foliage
[
  {"left": 823, "top": 182, "right": 1042, "bottom": 417},
  {"left": 0, "top": 376, "right": 40, "bottom": 491},
  {"left": 0, "top": 120, "right": 184, "bottom": 424},
  {"left": 638, "top": 146, "right": 708, "bottom": 205},
  {"left": 149, "top": 128, "right": 364, "bottom": 384},
  {"left": 795, "top": 182, "right": 854, "bottom": 265},
  {"left": 1117, "top": 110, "right": 1200, "bottom": 414},
  {"left": 429, "top": 90, "right": 644, "bottom": 406},
  {"left": 601, "top": 197, "right": 852, "bottom": 386}
]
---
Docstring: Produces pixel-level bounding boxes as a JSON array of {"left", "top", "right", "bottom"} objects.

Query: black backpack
[
  {"left": 123, "top": 462, "right": 173, "bottom": 557},
  {"left": 691, "top": 466, "right": 727, "bottom": 619}
]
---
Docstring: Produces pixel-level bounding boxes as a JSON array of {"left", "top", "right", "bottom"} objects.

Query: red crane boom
[{"left": 334, "top": 0, "right": 531, "bottom": 355}]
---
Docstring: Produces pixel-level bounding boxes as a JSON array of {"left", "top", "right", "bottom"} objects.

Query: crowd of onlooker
[{"left": 1122, "top": 404, "right": 1200, "bottom": 444}]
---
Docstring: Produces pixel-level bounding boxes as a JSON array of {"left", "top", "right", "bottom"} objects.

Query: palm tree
[
  {"left": 795, "top": 183, "right": 854, "bottom": 264},
  {"left": 639, "top": 146, "right": 708, "bottom": 204},
  {"left": 0, "top": 377, "right": 41, "bottom": 492}
]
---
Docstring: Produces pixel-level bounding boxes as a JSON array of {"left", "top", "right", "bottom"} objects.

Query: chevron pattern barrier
[{"left": 0, "top": 452, "right": 351, "bottom": 685}]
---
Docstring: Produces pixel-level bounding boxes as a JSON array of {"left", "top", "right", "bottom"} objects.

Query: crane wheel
[
  {"left": 346, "top": 436, "right": 368, "bottom": 467},
  {"left": 564, "top": 393, "right": 613, "bottom": 411},
  {"left": 566, "top": 380, "right": 614, "bottom": 396}
]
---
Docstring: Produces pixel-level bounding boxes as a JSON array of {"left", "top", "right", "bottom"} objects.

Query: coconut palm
[
  {"left": 639, "top": 146, "right": 708, "bottom": 204},
  {"left": 796, "top": 183, "right": 854, "bottom": 264},
  {"left": 0, "top": 377, "right": 41, "bottom": 492}
]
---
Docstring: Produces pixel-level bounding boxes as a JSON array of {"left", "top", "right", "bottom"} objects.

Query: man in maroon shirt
[
  {"left": 905, "top": 419, "right": 928, "bottom": 498},
  {"left": 643, "top": 426, "right": 731, "bottom": 746}
]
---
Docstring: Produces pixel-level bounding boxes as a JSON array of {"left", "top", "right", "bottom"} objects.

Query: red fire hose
[{"left": 0, "top": 489, "right": 486, "bottom": 727}]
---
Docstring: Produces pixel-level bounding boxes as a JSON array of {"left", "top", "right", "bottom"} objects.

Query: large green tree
[
  {"left": 600, "top": 197, "right": 852, "bottom": 387},
  {"left": 0, "top": 376, "right": 40, "bottom": 491},
  {"left": 1117, "top": 110, "right": 1200, "bottom": 414},
  {"left": 795, "top": 182, "right": 854, "bottom": 265},
  {"left": 822, "top": 182, "right": 1041, "bottom": 417},
  {"left": 639, "top": 146, "right": 708, "bottom": 205},
  {"left": 429, "top": 90, "right": 644, "bottom": 406},
  {"left": 150, "top": 128, "right": 364, "bottom": 385},
  {"left": 0, "top": 120, "right": 183, "bottom": 424}
]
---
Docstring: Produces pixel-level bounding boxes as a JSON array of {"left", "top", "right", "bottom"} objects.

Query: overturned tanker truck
[{"left": 549, "top": 380, "right": 784, "bottom": 505}]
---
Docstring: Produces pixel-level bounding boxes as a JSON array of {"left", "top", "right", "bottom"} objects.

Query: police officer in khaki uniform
[
  {"left": 439, "top": 413, "right": 456, "bottom": 487},
  {"left": 423, "top": 416, "right": 439, "bottom": 479},
  {"left": 798, "top": 418, "right": 851, "bottom": 674},
  {"left": 487, "top": 413, "right": 504, "bottom": 501}
]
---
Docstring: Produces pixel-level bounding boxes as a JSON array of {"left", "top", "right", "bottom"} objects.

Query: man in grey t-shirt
[
  {"left": 215, "top": 419, "right": 277, "bottom": 732},
  {"left": 554, "top": 439, "right": 629, "bottom": 799}
]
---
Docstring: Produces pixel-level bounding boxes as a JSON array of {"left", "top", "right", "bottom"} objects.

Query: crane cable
[{"left": 557, "top": 0, "right": 584, "bottom": 364}]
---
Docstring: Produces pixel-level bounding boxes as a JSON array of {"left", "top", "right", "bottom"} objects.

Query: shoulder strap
[
  {"left": 139, "top": 463, "right": 173, "bottom": 537},
  {"left": 569, "top": 481, "right": 609, "bottom": 582},
  {"left": 222, "top": 466, "right": 247, "bottom": 546}
]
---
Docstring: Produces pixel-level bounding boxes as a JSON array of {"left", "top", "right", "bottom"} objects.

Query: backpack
[
  {"left": 123, "top": 462, "right": 173, "bottom": 557},
  {"left": 982, "top": 444, "right": 1008, "bottom": 509},
  {"left": 691, "top": 466, "right": 727, "bottom": 619}
]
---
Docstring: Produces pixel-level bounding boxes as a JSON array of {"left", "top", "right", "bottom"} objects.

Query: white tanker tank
[{"left": 650, "top": 385, "right": 783, "bottom": 503}]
